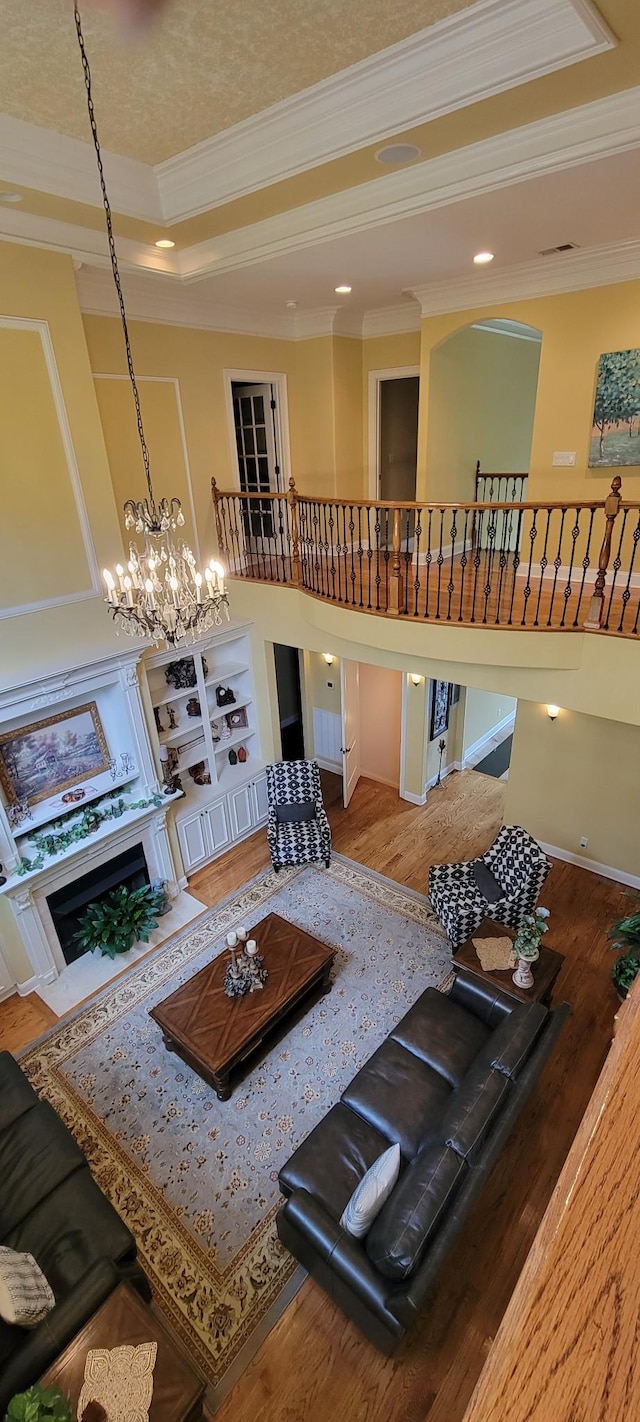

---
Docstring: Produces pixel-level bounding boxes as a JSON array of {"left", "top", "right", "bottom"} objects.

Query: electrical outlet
[
  {"left": 579, "top": 836, "right": 588, "bottom": 849},
  {"left": 552, "top": 451, "right": 576, "bottom": 466}
]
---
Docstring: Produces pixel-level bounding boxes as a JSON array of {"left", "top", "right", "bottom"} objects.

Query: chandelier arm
[{"left": 73, "top": 3, "right": 155, "bottom": 512}]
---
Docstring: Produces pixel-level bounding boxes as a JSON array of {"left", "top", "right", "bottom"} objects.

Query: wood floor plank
[{"left": 0, "top": 770, "right": 624, "bottom": 1422}]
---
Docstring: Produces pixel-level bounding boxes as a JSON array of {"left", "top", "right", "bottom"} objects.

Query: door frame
[
  {"left": 367, "top": 366, "right": 420, "bottom": 502},
  {"left": 223, "top": 369, "right": 292, "bottom": 493}
]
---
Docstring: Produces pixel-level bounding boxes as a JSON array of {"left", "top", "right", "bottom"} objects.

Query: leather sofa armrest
[
  {"left": 448, "top": 966, "right": 519, "bottom": 1026},
  {"left": 0, "top": 1257, "right": 120, "bottom": 1414},
  {"left": 278, "top": 1191, "right": 412, "bottom": 1328}
]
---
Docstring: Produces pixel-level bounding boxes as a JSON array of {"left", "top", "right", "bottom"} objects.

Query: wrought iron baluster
[
  {"left": 605, "top": 507, "right": 628, "bottom": 629},
  {"left": 458, "top": 508, "right": 470, "bottom": 621},
  {"left": 521, "top": 510, "right": 538, "bottom": 626},
  {"left": 573, "top": 507, "right": 595, "bottom": 626},
  {"left": 545, "top": 508, "right": 566, "bottom": 627}
]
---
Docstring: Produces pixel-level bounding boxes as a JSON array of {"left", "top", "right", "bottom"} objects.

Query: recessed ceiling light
[
  {"left": 376, "top": 144, "right": 421, "bottom": 165},
  {"left": 155, "top": 238, "right": 175, "bottom": 249},
  {"left": 0, "top": 191, "right": 22, "bottom": 203},
  {"left": 335, "top": 284, "right": 352, "bottom": 294},
  {"left": 473, "top": 251, "right": 495, "bottom": 265}
]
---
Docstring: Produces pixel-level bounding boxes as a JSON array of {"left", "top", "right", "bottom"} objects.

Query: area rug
[{"left": 21, "top": 855, "right": 451, "bottom": 1400}]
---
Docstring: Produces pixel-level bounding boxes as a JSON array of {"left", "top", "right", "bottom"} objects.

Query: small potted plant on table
[
  {"left": 512, "top": 906, "right": 550, "bottom": 990},
  {"left": 5, "top": 1385, "right": 71, "bottom": 1421},
  {"left": 608, "top": 895, "right": 640, "bottom": 1000}
]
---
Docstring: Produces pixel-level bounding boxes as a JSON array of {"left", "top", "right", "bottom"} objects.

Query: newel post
[
  {"left": 388, "top": 506, "right": 405, "bottom": 614},
  {"left": 211, "top": 478, "right": 225, "bottom": 553},
  {"left": 584, "top": 476, "right": 622, "bottom": 630},
  {"left": 288, "top": 476, "right": 302, "bottom": 586}
]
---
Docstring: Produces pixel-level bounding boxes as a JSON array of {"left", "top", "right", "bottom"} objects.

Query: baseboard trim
[
  {"left": 361, "top": 772, "right": 400, "bottom": 790},
  {"left": 462, "top": 712, "right": 516, "bottom": 768},
  {"left": 425, "top": 760, "right": 461, "bottom": 792},
  {"left": 539, "top": 841, "right": 640, "bottom": 889},
  {"left": 177, "top": 874, "right": 189, "bottom": 890},
  {"left": 16, "top": 973, "right": 44, "bottom": 997},
  {"left": 400, "top": 789, "right": 428, "bottom": 805},
  {"left": 315, "top": 755, "right": 342, "bottom": 774}
]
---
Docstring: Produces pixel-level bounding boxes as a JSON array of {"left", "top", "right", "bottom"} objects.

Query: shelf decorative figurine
[{"left": 512, "top": 906, "right": 550, "bottom": 989}]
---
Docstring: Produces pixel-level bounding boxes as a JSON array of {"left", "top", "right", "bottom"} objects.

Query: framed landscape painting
[
  {"left": 0, "top": 702, "right": 110, "bottom": 807},
  {"left": 589, "top": 349, "right": 640, "bottom": 467}
]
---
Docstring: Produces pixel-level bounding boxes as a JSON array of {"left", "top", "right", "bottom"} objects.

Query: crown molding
[
  {"left": 0, "top": 114, "right": 161, "bottom": 223},
  {"left": 362, "top": 303, "right": 421, "bottom": 338},
  {"left": 155, "top": 0, "right": 613, "bottom": 221},
  {"left": 170, "top": 85, "right": 640, "bottom": 281},
  {"left": 0, "top": 203, "right": 170, "bottom": 273},
  {"left": 409, "top": 238, "right": 640, "bottom": 315},
  {"left": 74, "top": 265, "right": 295, "bottom": 339},
  {"left": 0, "top": 0, "right": 612, "bottom": 226}
]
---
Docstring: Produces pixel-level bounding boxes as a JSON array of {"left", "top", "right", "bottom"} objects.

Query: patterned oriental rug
[{"left": 21, "top": 856, "right": 452, "bottom": 1401}]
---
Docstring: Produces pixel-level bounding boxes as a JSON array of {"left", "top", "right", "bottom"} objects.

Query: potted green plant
[
  {"left": 5, "top": 1385, "right": 71, "bottom": 1422},
  {"left": 512, "top": 906, "right": 550, "bottom": 989},
  {"left": 608, "top": 895, "right": 640, "bottom": 1000},
  {"left": 72, "top": 881, "right": 169, "bottom": 960}
]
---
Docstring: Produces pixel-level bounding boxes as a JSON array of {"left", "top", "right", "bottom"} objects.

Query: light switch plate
[{"left": 552, "top": 451, "right": 576, "bottom": 466}]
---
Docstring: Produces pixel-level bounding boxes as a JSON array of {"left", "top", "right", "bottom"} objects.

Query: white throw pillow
[
  {"left": 340, "top": 1142, "right": 401, "bottom": 1239},
  {"left": 0, "top": 1245, "right": 55, "bottom": 1327}
]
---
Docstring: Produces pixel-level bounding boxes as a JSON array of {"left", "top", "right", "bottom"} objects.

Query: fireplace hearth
[{"left": 46, "top": 842, "right": 149, "bottom": 965}]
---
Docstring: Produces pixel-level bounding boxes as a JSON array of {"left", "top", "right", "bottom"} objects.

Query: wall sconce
[
  {"left": 322, "top": 652, "right": 335, "bottom": 666},
  {"left": 410, "top": 673, "right": 423, "bottom": 686},
  {"left": 546, "top": 704, "right": 560, "bottom": 722}
]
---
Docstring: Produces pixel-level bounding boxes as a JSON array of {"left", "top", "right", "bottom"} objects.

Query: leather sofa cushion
[
  {"left": 0, "top": 1102, "right": 85, "bottom": 1237},
  {"left": 341, "top": 1039, "right": 452, "bottom": 1160},
  {"left": 279, "top": 1104, "right": 392, "bottom": 1219},
  {"left": 3, "top": 1169, "right": 135, "bottom": 1296},
  {"left": 0, "top": 1053, "right": 39, "bottom": 1132},
  {"left": 475, "top": 999, "right": 548, "bottom": 1080},
  {"left": 441, "top": 1064, "right": 511, "bottom": 1162},
  {"left": 390, "top": 989, "right": 491, "bottom": 1088},
  {"left": 365, "top": 1143, "right": 466, "bottom": 1279}
]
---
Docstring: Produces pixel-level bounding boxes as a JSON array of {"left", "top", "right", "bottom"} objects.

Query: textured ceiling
[{"left": 0, "top": 0, "right": 473, "bottom": 165}]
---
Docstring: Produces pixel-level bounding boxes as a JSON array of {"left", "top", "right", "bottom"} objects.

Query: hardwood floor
[{"left": 0, "top": 770, "right": 626, "bottom": 1422}]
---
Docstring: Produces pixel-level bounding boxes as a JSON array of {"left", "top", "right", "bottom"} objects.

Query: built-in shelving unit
[{"left": 144, "top": 621, "right": 268, "bottom": 874}]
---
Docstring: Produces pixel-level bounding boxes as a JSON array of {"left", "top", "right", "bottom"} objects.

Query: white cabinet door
[
  {"left": 228, "top": 784, "right": 253, "bottom": 839},
  {"left": 177, "top": 811, "right": 210, "bottom": 872},
  {"left": 251, "top": 771, "right": 269, "bottom": 826},
  {"left": 205, "top": 798, "right": 231, "bottom": 854},
  {"left": 0, "top": 942, "right": 15, "bottom": 999}
]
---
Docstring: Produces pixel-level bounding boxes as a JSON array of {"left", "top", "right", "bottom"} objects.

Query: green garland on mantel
[{"left": 14, "top": 789, "right": 164, "bottom": 876}]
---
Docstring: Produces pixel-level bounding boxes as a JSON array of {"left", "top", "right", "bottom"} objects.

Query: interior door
[
  {"left": 232, "top": 383, "right": 280, "bottom": 550},
  {"left": 340, "top": 659, "right": 361, "bottom": 808},
  {"left": 378, "top": 376, "right": 419, "bottom": 545}
]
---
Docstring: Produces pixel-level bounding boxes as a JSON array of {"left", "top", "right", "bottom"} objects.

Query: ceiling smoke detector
[
  {"left": 375, "top": 143, "right": 421, "bottom": 165},
  {"left": 539, "top": 242, "right": 579, "bottom": 255}
]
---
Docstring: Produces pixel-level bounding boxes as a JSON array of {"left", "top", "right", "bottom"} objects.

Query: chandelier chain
[{"left": 73, "top": 2, "right": 154, "bottom": 509}]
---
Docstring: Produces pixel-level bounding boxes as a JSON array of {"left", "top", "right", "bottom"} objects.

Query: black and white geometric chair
[
  {"left": 428, "top": 824, "right": 552, "bottom": 950},
  {"left": 266, "top": 760, "right": 332, "bottom": 872}
]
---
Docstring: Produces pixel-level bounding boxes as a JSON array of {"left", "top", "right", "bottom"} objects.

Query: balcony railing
[{"left": 212, "top": 476, "right": 639, "bottom": 638}]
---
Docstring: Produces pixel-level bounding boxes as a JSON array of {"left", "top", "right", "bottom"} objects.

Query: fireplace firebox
[{"left": 46, "top": 842, "right": 149, "bottom": 965}]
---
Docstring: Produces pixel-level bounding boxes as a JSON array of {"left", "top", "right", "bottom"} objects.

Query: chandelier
[{"left": 74, "top": 4, "right": 229, "bottom": 646}]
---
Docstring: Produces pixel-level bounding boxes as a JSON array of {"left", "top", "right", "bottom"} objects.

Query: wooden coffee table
[
  {"left": 453, "top": 917, "right": 565, "bottom": 1006},
  {"left": 40, "top": 1282, "right": 204, "bottom": 1421},
  {"left": 150, "top": 912, "right": 336, "bottom": 1100}
]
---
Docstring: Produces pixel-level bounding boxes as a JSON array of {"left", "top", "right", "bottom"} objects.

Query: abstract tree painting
[{"left": 589, "top": 349, "right": 640, "bottom": 467}]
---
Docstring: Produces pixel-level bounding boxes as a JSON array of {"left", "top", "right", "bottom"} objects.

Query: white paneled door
[{"left": 340, "top": 659, "right": 361, "bottom": 808}]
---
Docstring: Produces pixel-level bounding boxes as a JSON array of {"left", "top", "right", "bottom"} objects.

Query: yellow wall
[
  {"left": 505, "top": 700, "right": 640, "bottom": 880},
  {"left": 425, "top": 326, "right": 540, "bottom": 502},
  {"left": 358, "top": 663, "right": 402, "bottom": 787},
  {"left": 333, "top": 336, "right": 364, "bottom": 499},
  {"left": 418, "top": 283, "right": 640, "bottom": 506},
  {"left": 462, "top": 687, "right": 517, "bottom": 756}
]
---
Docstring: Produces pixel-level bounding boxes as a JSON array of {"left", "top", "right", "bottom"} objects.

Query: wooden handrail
[
  {"left": 461, "top": 980, "right": 640, "bottom": 1422},
  {"left": 212, "top": 488, "right": 612, "bottom": 515}
]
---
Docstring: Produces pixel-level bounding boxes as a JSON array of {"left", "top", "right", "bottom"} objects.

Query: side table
[
  {"left": 453, "top": 917, "right": 565, "bottom": 1006},
  {"left": 40, "top": 1282, "right": 205, "bottom": 1422}
]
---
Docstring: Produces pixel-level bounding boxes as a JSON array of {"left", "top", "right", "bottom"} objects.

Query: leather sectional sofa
[
  {"left": 277, "top": 967, "right": 569, "bottom": 1351},
  {"left": 0, "top": 1051, "right": 149, "bottom": 1411}
]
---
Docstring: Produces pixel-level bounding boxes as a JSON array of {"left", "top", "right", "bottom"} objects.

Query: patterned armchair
[
  {"left": 266, "top": 760, "right": 332, "bottom": 872},
  {"left": 428, "top": 825, "right": 552, "bottom": 949}
]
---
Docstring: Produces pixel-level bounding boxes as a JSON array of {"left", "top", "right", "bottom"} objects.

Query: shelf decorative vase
[
  {"left": 512, "top": 948, "right": 539, "bottom": 989},
  {"left": 512, "top": 906, "right": 550, "bottom": 990}
]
